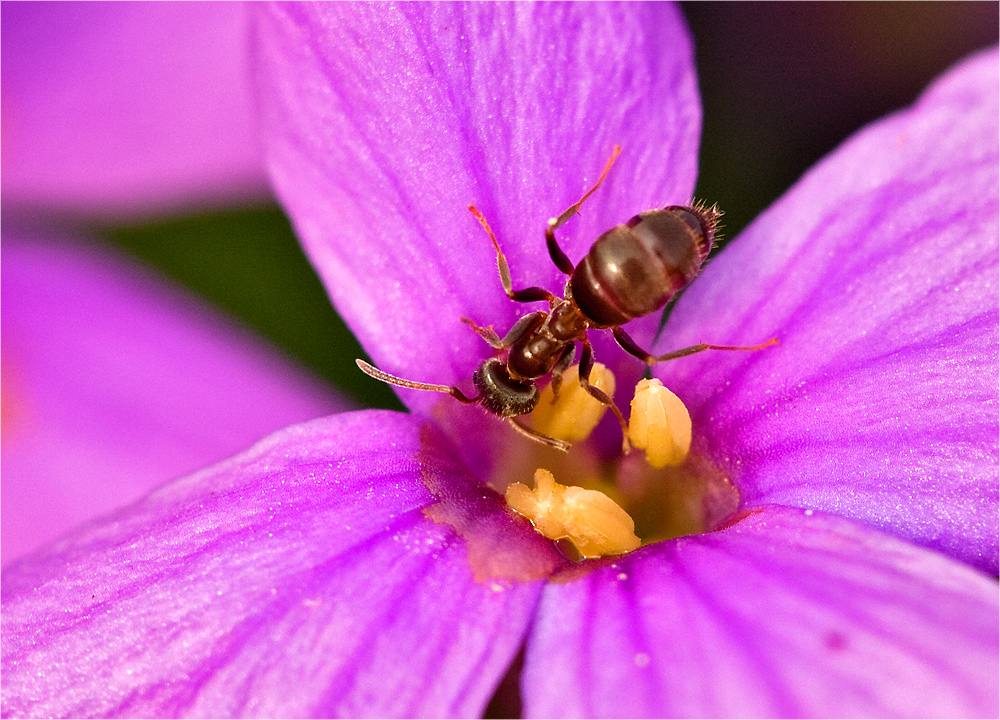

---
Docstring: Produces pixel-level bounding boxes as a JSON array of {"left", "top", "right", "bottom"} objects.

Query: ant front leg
[
  {"left": 613, "top": 326, "right": 779, "bottom": 364},
  {"left": 468, "top": 204, "right": 556, "bottom": 305},
  {"left": 545, "top": 145, "right": 623, "bottom": 276},
  {"left": 579, "top": 338, "right": 631, "bottom": 453},
  {"left": 461, "top": 317, "right": 503, "bottom": 348},
  {"left": 546, "top": 342, "right": 577, "bottom": 401},
  {"left": 464, "top": 312, "right": 547, "bottom": 351}
]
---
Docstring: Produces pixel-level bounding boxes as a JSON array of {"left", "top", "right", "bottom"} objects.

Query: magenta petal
[
  {"left": 1, "top": 234, "right": 346, "bottom": 566},
  {"left": 2, "top": 411, "right": 546, "bottom": 717},
  {"left": 658, "top": 48, "right": 999, "bottom": 572},
  {"left": 524, "top": 505, "right": 999, "bottom": 718},
  {"left": 255, "top": 3, "right": 700, "bottom": 416},
  {"left": 1, "top": 2, "right": 269, "bottom": 219}
]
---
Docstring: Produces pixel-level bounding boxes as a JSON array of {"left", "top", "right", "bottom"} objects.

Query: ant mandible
[{"left": 357, "top": 145, "right": 777, "bottom": 452}]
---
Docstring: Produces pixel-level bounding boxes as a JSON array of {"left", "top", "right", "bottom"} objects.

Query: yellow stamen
[
  {"left": 505, "top": 468, "right": 641, "bottom": 559},
  {"left": 530, "top": 363, "right": 615, "bottom": 443},
  {"left": 628, "top": 378, "right": 692, "bottom": 468}
]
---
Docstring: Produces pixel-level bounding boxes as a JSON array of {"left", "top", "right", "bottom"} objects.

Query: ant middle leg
[
  {"left": 545, "top": 144, "right": 623, "bottom": 276},
  {"left": 468, "top": 204, "right": 556, "bottom": 305},
  {"left": 613, "top": 326, "right": 779, "bottom": 364},
  {"left": 579, "top": 339, "right": 631, "bottom": 453}
]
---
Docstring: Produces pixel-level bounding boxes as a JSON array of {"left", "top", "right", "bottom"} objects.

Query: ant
[{"left": 357, "top": 145, "right": 776, "bottom": 452}]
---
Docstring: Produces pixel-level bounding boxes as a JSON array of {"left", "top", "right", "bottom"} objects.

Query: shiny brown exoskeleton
[{"left": 357, "top": 146, "right": 776, "bottom": 451}]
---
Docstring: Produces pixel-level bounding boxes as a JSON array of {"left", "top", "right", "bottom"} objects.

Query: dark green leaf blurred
[{"left": 105, "top": 208, "right": 402, "bottom": 410}]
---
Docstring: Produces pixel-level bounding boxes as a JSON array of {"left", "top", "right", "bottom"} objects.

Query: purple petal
[
  {"left": 1, "top": 2, "right": 269, "bottom": 219},
  {"left": 1, "top": 234, "right": 346, "bottom": 566},
  {"left": 657, "top": 48, "right": 999, "bottom": 572},
  {"left": 2, "top": 411, "right": 554, "bottom": 717},
  {"left": 255, "top": 3, "right": 701, "bottom": 416},
  {"left": 524, "top": 505, "right": 999, "bottom": 718}
]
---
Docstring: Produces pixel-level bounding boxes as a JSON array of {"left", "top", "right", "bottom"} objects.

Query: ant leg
[
  {"left": 613, "top": 326, "right": 779, "bottom": 364},
  {"left": 579, "top": 339, "right": 631, "bottom": 453},
  {"left": 507, "top": 417, "right": 571, "bottom": 452},
  {"left": 462, "top": 312, "right": 547, "bottom": 351},
  {"left": 461, "top": 317, "right": 503, "bottom": 348},
  {"left": 499, "top": 312, "right": 547, "bottom": 347},
  {"left": 468, "top": 204, "right": 556, "bottom": 304},
  {"left": 546, "top": 342, "right": 577, "bottom": 401},
  {"left": 356, "top": 360, "right": 479, "bottom": 404},
  {"left": 545, "top": 144, "right": 623, "bottom": 276}
]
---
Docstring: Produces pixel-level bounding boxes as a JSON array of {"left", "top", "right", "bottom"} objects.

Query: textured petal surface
[
  {"left": 255, "top": 3, "right": 701, "bottom": 417},
  {"left": 524, "top": 505, "right": 999, "bottom": 718},
  {"left": 1, "top": 2, "right": 269, "bottom": 219},
  {"left": 1, "top": 411, "right": 554, "bottom": 718},
  {"left": 1, "top": 234, "right": 346, "bottom": 566},
  {"left": 658, "top": 48, "right": 999, "bottom": 571}
]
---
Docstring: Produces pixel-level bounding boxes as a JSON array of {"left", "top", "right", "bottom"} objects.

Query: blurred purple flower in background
[
  {"left": 1, "top": 2, "right": 270, "bottom": 219},
  {"left": 2, "top": 3, "right": 998, "bottom": 718},
  {"left": 1, "top": 3, "right": 346, "bottom": 564},
  {"left": 1, "top": 235, "right": 346, "bottom": 564}
]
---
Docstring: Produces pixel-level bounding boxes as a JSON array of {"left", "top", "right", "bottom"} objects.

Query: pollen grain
[
  {"left": 628, "top": 378, "right": 691, "bottom": 468},
  {"left": 505, "top": 468, "right": 641, "bottom": 559},
  {"left": 529, "top": 363, "right": 615, "bottom": 443}
]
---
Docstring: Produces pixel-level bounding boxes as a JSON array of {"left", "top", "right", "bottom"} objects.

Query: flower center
[
  {"left": 514, "top": 365, "right": 740, "bottom": 557},
  {"left": 426, "top": 362, "right": 740, "bottom": 567},
  {"left": 490, "top": 416, "right": 740, "bottom": 560}
]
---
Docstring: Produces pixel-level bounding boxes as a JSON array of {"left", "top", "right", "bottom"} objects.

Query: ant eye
[
  {"left": 628, "top": 378, "right": 692, "bottom": 468},
  {"left": 529, "top": 363, "right": 616, "bottom": 443},
  {"left": 505, "top": 468, "right": 641, "bottom": 559}
]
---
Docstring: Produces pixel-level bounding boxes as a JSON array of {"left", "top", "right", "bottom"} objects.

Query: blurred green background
[{"left": 98, "top": 2, "right": 998, "bottom": 410}]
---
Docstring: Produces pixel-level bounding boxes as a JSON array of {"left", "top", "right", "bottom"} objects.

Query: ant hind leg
[
  {"left": 468, "top": 204, "right": 556, "bottom": 305},
  {"left": 545, "top": 145, "right": 623, "bottom": 276}
]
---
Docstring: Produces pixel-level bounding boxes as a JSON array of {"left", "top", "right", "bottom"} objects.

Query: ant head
[{"left": 473, "top": 358, "right": 538, "bottom": 418}]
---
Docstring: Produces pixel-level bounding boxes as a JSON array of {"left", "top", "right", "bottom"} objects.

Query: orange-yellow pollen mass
[
  {"left": 505, "top": 468, "right": 641, "bottom": 559},
  {"left": 628, "top": 378, "right": 691, "bottom": 468},
  {"left": 529, "top": 363, "right": 615, "bottom": 443}
]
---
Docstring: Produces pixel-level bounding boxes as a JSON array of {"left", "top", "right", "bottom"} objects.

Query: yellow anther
[
  {"left": 505, "top": 468, "right": 641, "bottom": 559},
  {"left": 628, "top": 378, "right": 691, "bottom": 468},
  {"left": 530, "top": 363, "right": 615, "bottom": 443}
]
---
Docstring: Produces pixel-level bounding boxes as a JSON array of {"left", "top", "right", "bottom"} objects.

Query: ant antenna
[
  {"left": 356, "top": 359, "right": 572, "bottom": 452},
  {"left": 507, "top": 418, "right": 571, "bottom": 452},
  {"left": 356, "top": 359, "right": 478, "bottom": 404}
]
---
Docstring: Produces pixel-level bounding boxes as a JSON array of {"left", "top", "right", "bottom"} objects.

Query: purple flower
[
  {"left": 3, "top": 4, "right": 997, "bottom": 718},
  {"left": 1, "top": 3, "right": 346, "bottom": 563},
  {"left": 1, "top": 2, "right": 269, "bottom": 219},
  {"left": 1, "top": 234, "right": 347, "bottom": 565}
]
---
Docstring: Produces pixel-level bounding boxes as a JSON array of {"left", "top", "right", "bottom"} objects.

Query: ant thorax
[{"left": 547, "top": 300, "right": 588, "bottom": 341}]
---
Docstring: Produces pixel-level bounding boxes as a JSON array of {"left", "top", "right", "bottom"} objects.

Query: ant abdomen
[{"left": 570, "top": 206, "right": 716, "bottom": 328}]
